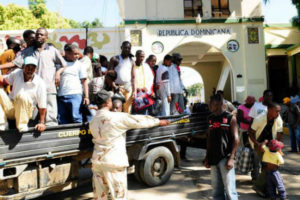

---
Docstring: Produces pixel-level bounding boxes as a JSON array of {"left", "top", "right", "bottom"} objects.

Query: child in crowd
[
  {"left": 112, "top": 93, "right": 125, "bottom": 112},
  {"left": 261, "top": 139, "right": 287, "bottom": 200},
  {"left": 57, "top": 44, "right": 89, "bottom": 124},
  {"left": 88, "top": 70, "right": 118, "bottom": 116}
]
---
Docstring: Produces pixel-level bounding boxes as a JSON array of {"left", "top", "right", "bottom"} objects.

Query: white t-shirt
[
  {"left": 156, "top": 64, "right": 170, "bottom": 96},
  {"left": 249, "top": 102, "right": 268, "bottom": 118},
  {"left": 58, "top": 60, "right": 87, "bottom": 96},
  {"left": 80, "top": 55, "right": 93, "bottom": 83},
  {"left": 115, "top": 55, "right": 132, "bottom": 85},
  {"left": 4, "top": 69, "right": 47, "bottom": 108},
  {"left": 90, "top": 76, "right": 105, "bottom": 95},
  {"left": 168, "top": 63, "right": 184, "bottom": 94}
]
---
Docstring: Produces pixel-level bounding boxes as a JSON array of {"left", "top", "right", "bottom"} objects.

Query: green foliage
[
  {"left": 264, "top": 0, "right": 300, "bottom": 28},
  {"left": 28, "top": 0, "right": 47, "bottom": 18},
  {"left": 186, "top": 83, "right": 203, "bottom": 97},
  {"left": 0, "top": 2, "right": 103, "bottom": 30},
  {"left": 291, "top": 0, "right": 300, "bottom": 28},
  {"left": 80, "top": 18, "right": 103, "bottom": 28},
  {"left": 0, "top": 4, "right": 40, "bottom": 30}
]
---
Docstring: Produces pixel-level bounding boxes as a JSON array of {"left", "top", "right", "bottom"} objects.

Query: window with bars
[
  {"left": 211, "top": 0, "right": 230, "bottom": 17},
  {"left": 184, "top": 0, "right": 203, "bottom": 17}
]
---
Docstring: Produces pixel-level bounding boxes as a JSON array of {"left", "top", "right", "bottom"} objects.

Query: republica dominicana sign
[{"left": 157, "top": 28, "right": 232, "bottom": 36}]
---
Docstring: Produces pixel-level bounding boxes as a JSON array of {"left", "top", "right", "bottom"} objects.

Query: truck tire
[
  {"left": 134, "top": 160, "right": 144, "bottom": 184},
  {"left": 139, "top": 146, "right": 174, "bottom": 187}
]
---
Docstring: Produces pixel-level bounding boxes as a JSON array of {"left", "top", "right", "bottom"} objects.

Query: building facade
[
  {"left": 120, "top": 0, "right": 267, "bottom": 102},
  {"left": 265, "top": 25, "right": 300, "bottom": 102}
]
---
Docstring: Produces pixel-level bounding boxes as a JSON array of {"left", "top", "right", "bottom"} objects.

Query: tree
[
  {"left": 186, "top": 83, "right": 203, "bottom": 97},
  {"left": 80, "top": 18, "right": 103, "bottom": 28},
  {"left": 28, "top": 0, "right": 47, "bottom": 18},
  {"left": 264, "top": 0, "right": 300, "bottom": 28},
  {"left": 0, "top": 4, "right": 40, "bottom": 30},
  {"left": 291, "top": 0, "right": 300, "bottom": 28},
  {"left": 0, "top": 2, "right": 103, "bottom": 30},
  {"left": 0, "top": 3, "right": 82, "bottom": 30}
]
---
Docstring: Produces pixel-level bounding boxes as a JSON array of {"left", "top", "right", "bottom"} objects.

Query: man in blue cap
[{"left": 0, "top": 56, "right": 47, "bottom": 132}]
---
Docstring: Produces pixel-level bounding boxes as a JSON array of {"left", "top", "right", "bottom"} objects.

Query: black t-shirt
[
  {"left": 207, "top": 111, "right": 233, "bottom": 165},
  {"left": 257, "top": 119, "right": 275, "bottom": 143}
]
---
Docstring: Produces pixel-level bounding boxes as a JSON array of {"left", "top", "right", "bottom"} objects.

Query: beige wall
[
  {"left": 191, "top": 62, "right": 223, "bottom": 103},
  {"left": 124, "top": 0, "right": 184, "bottom": 20},
  {"left": 224, "top": 72, "right": 232, "bottom": 101},
  {"left": 228, "top": 0, "right": 241, "bottom": 18},
  {"left": 241, "top": 0, "right": 262, "bottom": 17},
  {"left": 238, "top": 23, "right": 267, "bottom": 99},
  {"left": 265, "top": 26, "right": 300, "bottom": 46},
  {"left": 122, "top": 0, "right": 262, "bottom": 20}
]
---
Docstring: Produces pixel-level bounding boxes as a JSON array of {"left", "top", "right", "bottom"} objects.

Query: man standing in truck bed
[
  {"left": 0, "top": 56, "right": 47, "bottom": 132},
  {"left": 90, "top": 89, "right": 169, "bottom": 200},
  {"left": 12, "top": 28, "right": 66, "bottom": 126}
]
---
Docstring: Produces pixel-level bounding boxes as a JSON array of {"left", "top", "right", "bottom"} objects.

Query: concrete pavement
[{"left": 38, "top": 136, "right": 300, "bottom": 200}]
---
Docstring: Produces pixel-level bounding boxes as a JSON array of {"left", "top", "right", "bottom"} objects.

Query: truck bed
[{"left": 0, "top": 112, "right": 209, "bottom": 167}]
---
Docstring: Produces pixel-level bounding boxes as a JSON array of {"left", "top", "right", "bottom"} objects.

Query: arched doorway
[
  {"left": 181, "top": 67, "right": 204, "bottom": 103},
  {"left": 169, "top": 41, "right": 234, "bottom": 103}
]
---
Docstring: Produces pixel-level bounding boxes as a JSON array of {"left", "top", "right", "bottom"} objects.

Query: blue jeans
[
  {"left": 58, "top": 94, "right": 83, "bottom": 124},
  {"left": 170, "top": 93, "right": 184, "bottom": 115},
  {"left": 267, "top": 170, "right": 286, "bottom": 199},
  {"left": 288, "top": 124, "right": 300, "bottom": 152},
  {"left": 211, "top": 158, "right": 238, "bottom": 200},
  {"left": 157, "top": 88, "right": 170, "bottom": 116},
  {"left": 251, "top": 148, "right": 262, "bottom": 181}
]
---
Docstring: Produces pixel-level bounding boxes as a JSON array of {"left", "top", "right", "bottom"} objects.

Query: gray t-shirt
[
  {"left": 13, "top": 44, "right": 66, "bottom": 94},
  {"left": 287, "top": 104, "right": 300, "bottom": 126}
]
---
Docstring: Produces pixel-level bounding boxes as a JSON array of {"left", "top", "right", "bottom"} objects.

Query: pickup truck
[{"left": 0, "top": 110, "right": 209, "bottom": 200}]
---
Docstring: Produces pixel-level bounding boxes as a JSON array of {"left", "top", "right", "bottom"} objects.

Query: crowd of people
[
  {"left": 206, "top": 88, "right": 298, "bottom": 200},
  {"left": 1, "top": 27, "right": 298, "bottom": 200},
  {"left": 0, "top": 27, "right": 188, "bottom": 132}
]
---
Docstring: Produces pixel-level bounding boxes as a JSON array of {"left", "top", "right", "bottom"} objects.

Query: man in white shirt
[
  {"left": 114, "top": 41, "right": 136, "bottom": 113},
  {"left": 156, "top": 55, "right": 172, "bottom": 116},
  {"left": 0, "top": 56, "right": 47, "bottom": 132},
  {"left": 12, "top": 28, "right": 67, "bottom": 126},
  {"left": 134, "top": 50, "right": 154, "bottom": 114},
  {"left": 169, "top": 53, "right": 185, "bottom": 115},
  {"left": 248, "top": 102, "right": 283, "bottom": 197},
  {"left": 249, "top": 90, "right": 273, "bottom": 119},
  {"left": 58, "top": 44, "right": 89, "bottom": 124},
  {"left": 80, "top": 46, "right": 94, "bottom": 83},
  {"left": 248, "top": 90, "right": 275, "bottom": 193}
]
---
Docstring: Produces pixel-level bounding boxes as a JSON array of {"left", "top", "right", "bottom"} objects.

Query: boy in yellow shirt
[{"left": 261, "top": 139, "right": 287, "bottom": 200}]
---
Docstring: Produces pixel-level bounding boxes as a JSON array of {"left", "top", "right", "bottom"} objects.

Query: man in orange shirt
[
  {"left": 0, "top": 37, "right": 21, "bottom": 93},
  {"left": 0, "top": 37, "right": 21, "bottom": 75}
]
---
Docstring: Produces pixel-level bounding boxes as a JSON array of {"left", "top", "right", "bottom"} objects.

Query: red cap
[{"left": 269, "top": 139, "right": 284, "bottom": 151}]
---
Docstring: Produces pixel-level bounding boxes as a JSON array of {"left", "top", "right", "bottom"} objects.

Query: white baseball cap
[{"left": 24, "top": 56, "right": 38, "bottom": 67}]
